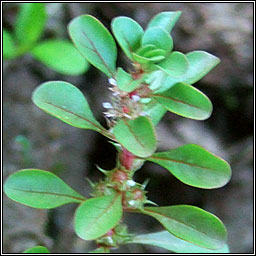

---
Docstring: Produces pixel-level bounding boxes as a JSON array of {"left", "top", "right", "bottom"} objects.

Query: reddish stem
[{"left": 120, "top": 147, "right": 135, "bottom": 170}]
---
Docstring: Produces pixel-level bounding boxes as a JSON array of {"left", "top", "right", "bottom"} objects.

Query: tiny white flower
[
  {"left": 126, "top": 180, "right": 136, "bottom": 187},
  {"left": 108, "top": 78, "right": 117, "bottom": 86},
  {"left": 140, "top": 111, "right": 148, "bottom": 116},
  {"left": 131, "top": 95, "right": 141, "bottom": 102},
  {"left": 128, "top": 200, "right": 136, "bottom": 206},
  {"left": 106, "top": 236, "right": 114, "bottom": 244},
  {"left": 102, "top": 102, "right": 113, "bottom": 109}
]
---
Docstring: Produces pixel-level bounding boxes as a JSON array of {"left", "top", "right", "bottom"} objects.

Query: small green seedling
[
  {"left": 3, "top": 3, "right": 89, "bottom": 75},
  {"left": 4, "top": 11, "right": 232, "bottom": 253}
]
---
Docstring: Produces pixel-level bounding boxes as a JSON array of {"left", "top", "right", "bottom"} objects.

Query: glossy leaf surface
[
  {"left": 32, "top": 81, "right": 104, "bottom": 132},
  {"left": 74, "top": 194, "right": 122, "bottom": 240},
  {"left": 143, "top": 205, "right": 227, "bottom": 249},
  {"left": 23, "top": 246, "right": 50, "bottom": 253},
  {"left": 142, "top": 27, "right": 173, "bottom": 54},
  {"left": 111, "top": 16, "right": 143, "bottom": 59},
  {"left": 3, "top": 29, "right": 16, "bottom": 59},
  {"left": 147, "top": 11, "right": 182, "bottom": 33},
  {"left": 4, "top": 169, "right": 85, "bottom": 209},
  {"left": 68, "top": 15, "right": 117, "bottom": 77},
  {"left": 152, "top": 82, "right": 212, "bottom": 120},
  {"left": 129, "top": 231, "right": 229, "bottom": 253},
  {"left": 148, "top": 144, "right": 231, "bottom": 189},
  {"left": 14, "top": 3, "right": 47, "bottom": 48},
  {"left": 113, "top": 116, "right": 157, "bottom": 157},
  {"left": 157, "top": 51, "right": 189, "bottom": 77},
  {"left": 30, "top": 40, "right": 89, "bottom": 75}
]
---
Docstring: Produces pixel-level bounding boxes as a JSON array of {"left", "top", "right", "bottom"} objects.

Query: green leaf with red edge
[
  {"left": 23, "top": 246, "right": 50, "bottom": 253},
  {"left": 147, "top": 144, "right": 231, "bottom": 189},
  {"left": 146, "top": 11, "right": 182, "bottom": 33},
  {"left": 32, "top": 81, "right": 105, "bottom": 133},
  {"left": 113, "top": 116, "right": 157, "bottom": 158},
  {"left": 74, "top": 194, "right": 122, "bottom": 240},
  {"left": 128, "top": 231, "right": 229, "bottom": 253},
  {"left": 68, "top": 15, "right": 117, "bottom": 77},
  {"left": 141, "top": 205, "right": 227, "bottom": 250},
  {"left": 152, "top": 82, "right": 213, "bottom": 120},
  {"left": 111, "top": 16, "right": 144, "bottom": 59},
  {"left": 4, "top": 169, "right": 86, "bottom": 209}
]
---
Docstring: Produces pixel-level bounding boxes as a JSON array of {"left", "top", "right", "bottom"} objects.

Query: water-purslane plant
[{"left": 4, "top": 11, "right": 232, "bottom": 253}]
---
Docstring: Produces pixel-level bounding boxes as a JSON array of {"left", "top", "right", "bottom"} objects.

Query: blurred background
[{"left": 3, "top": 2, "right": 254, "bottom": 253}]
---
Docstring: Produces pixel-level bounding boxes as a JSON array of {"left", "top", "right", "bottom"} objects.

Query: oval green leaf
[
  {"left": 23, "top": 246, "right": 50, "bottom": 253},
  {"left": 111, "top": 16, "right": 144, "bottom": 59},
  {"left": 4, "top": 169, "right": 86, "bottom": 209},
  {"left": 74, "top": 194, "right": 122, "bottom": 240},
  {"left": 142, "top": 205, "right": 227, "bottom": 249},
  {"left": 3, "top": 29, "right": 17, "bottom": 59},
  {"left": 147, "top": 144, "right": 231, "bottom": 189},
  {"left": 68, "top": 15, "right": 117, "bottom": 77},
  {"left": 157, "top": 51, "right": 189, "bottom": 77},
  {"left": 129, "top": 231, "right": 229, "bottom": 253},
  {"left": 14, "top": 3, "right": 47, "bottom": 48},
  {"left": 30, "top": 40, "right": 89, "bottom": 75},
  {"left": 142, "top": 27, "right": 173, "bottom": 54},
  {"left": 113, "top": 116, "right": 157, "bottom": 158},
  {"left": 152, "top": 82, "right": 212, "bottom": 120},
  {"left": 146, "top": 11, "right": 182, "bottom": 33},
  {"left": 32, "top": 81, "right": 104, "bottom": 132},
  {"left": 161, "top": 51, "right": 220, "bottom": 92}
]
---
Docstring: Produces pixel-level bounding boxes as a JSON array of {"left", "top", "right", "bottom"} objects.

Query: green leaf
[
  {"left": 161, "top": 51, "right": 220, "bottom": 92},
  {"left": 157, "top": 51, "right": 189, "bottom": 77},
  {"left": 146, "top": 11, "right": 182, "bottom": 33},
  {"left": 3, "top": 29, "right": 17, "bottom": 59},
  {"left": 143, "top": 49, "right": 166, "bottom": 58},
  {"left": 152, "top": 82, "right": 213, "bottom": 120},
  {"left": 142, "top": 205, "right": 227, "bottom": 249},
  {"left": 132, "top": 52, "right": 165, "bottom": 64},
  {"left": 68, "top": 15, "right": 117, "bottom": 77},
  {"left": 23, "top": 246, "right": 50, "bottom": 253},
  {"left": 136, "top": 44, "right": 157, "bottom": 56},
  {"left": 74, "top": 194, "right": 122, "bottom": 240},
  {"left": 14, "top": 3, "right": 47, "bottom": 49},
  {"left": 113, "top": 116, "right": 157, "bottom": 158},
  {"left": 111, "top": 16, "right": 144, "bottom": 59},
  {"left": 129, "top": 231, "right": 229, "bottom": 253},
  {"left": 142, "top": 27, "right": 173, "bottom": 54},
  {"left": 30, "top": 40, "right": 89, "bottom": 75},
  {"left": 116, "top": 68, "right": 143, "bottom": 93},
  {"left": 4, "top": 169, "right": 86, "bottom": 209},
  {"left": 147, "top": 144, "right": 231, "bottom": 189},
  {"left": 143, "top": 100, "right": 167, "bottom": 126},
  {"left": 90, "top": 247, "right": 110, "bottom": 253},
  {"left": 32, "top": 81, "right": 104, "bottom": 132}
]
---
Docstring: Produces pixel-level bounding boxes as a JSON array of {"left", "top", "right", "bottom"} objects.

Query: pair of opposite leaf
[{"left": 3, "top": 3, "right": 89, "bottom": 75}]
